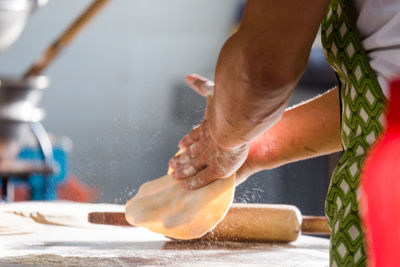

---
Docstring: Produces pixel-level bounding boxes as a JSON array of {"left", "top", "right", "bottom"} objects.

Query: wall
[{"left": 0, "top": 0, "right": 242, "bottom": 203}]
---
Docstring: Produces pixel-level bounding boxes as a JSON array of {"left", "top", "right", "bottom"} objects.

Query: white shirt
[{"left": 353, "top": 0, "right": 400, "bottom": 96}]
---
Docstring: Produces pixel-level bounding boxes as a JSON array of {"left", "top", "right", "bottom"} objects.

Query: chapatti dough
[{"left": 125, "top": 173, "right": 235, "bottom": 240}]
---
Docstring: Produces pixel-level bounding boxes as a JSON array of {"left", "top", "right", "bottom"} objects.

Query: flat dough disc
[{"left": 125, "top": 173, "right": 235, "bottom": 240}]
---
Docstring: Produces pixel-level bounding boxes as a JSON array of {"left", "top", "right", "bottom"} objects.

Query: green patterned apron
[{"left": 321, "top": 0, "right": 387, "bottom": 266}]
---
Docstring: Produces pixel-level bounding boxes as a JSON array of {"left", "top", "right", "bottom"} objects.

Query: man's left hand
[{"left": 169, "top": 74, "right": 249, "bottom": 190}]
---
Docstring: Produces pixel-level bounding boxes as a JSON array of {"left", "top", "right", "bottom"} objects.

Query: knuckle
[
  {"left": 176, "top": 153, "right": 190, "bottom": 165},
  {"left": 182, "top": 165, "right": 196, "bottom": 177},
  {"left": 189, "top": 142, "right": 200, "bottom": 155}
]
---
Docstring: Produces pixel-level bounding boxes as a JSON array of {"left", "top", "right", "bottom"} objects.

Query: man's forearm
[
  {"left": 242, "top": 86, "right": 342, "bottom": 176},
  {"left": 210, "top": 32, "right": 300, "bottom": 149},
  {"left": 170, "top": 0, "right": 333, "bottom": 188},
  {"left": 209, "top": 0, "right": 331, "bottom": 149}
]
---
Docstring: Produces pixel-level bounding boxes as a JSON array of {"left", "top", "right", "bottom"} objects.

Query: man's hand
[
  {"left": 169, "top": 74, "right": 249, "bottom": 190},
  {"left": 169, "top": 74, "right": 342, "bottom": 190}
]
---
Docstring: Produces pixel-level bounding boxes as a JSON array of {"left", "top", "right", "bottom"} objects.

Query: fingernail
[{"left": 186, "top": 75, "right": 196, "bottom": 83}]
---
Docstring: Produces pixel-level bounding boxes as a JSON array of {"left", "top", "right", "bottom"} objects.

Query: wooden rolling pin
[
  {"left": 24, "top": 0, "right": 110, "bottom": 78},
  {"left": 89, "top": 203, "right": 330, "bottom": 242}
]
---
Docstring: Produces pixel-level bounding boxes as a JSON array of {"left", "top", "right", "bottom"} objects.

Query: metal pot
[
  {"left": 0, "top": 75, "right": 48, "bottom": 121},
  {"left": 0, "top": 75, "right": 49, "bottom": 160},
  {"left": 0, "top": 0, "right": 48, "bottom": 52}
]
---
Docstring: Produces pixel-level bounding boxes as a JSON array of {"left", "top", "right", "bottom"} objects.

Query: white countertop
[{"left": 0, "top": 201, "right": 329, "bottom": 266}]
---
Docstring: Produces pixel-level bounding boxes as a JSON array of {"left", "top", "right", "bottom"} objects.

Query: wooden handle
[
  {"left": 301, "top": 216, "right": 330, "bottom": 235},
  {"left": 89, "top": 212, "right": 131, "bottom": 226},
  {"left": 88, "top": 204, "right": 330, "bottom": 242},
  {"left": 24, "top": 0, "right": 110, "bottom": 78}
]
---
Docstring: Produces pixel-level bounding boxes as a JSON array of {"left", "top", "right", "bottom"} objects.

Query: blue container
[{"left": 14, "top": 146, "right": 69, "bottom": 200}]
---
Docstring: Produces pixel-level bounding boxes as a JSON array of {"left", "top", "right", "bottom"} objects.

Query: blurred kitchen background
[{"left": 0, "top": 0, "right": 338, "bottom": 216}]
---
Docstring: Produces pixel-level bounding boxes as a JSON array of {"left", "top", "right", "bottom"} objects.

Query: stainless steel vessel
[
  {"left": 0, "top": 0, "right": 49, "bottom": 161},
  {"left": 0, "top": 76, "right": 49, "bottom": 160},
  {"left": 0, "top": 0, "right": 48, "bottom": 52}
]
